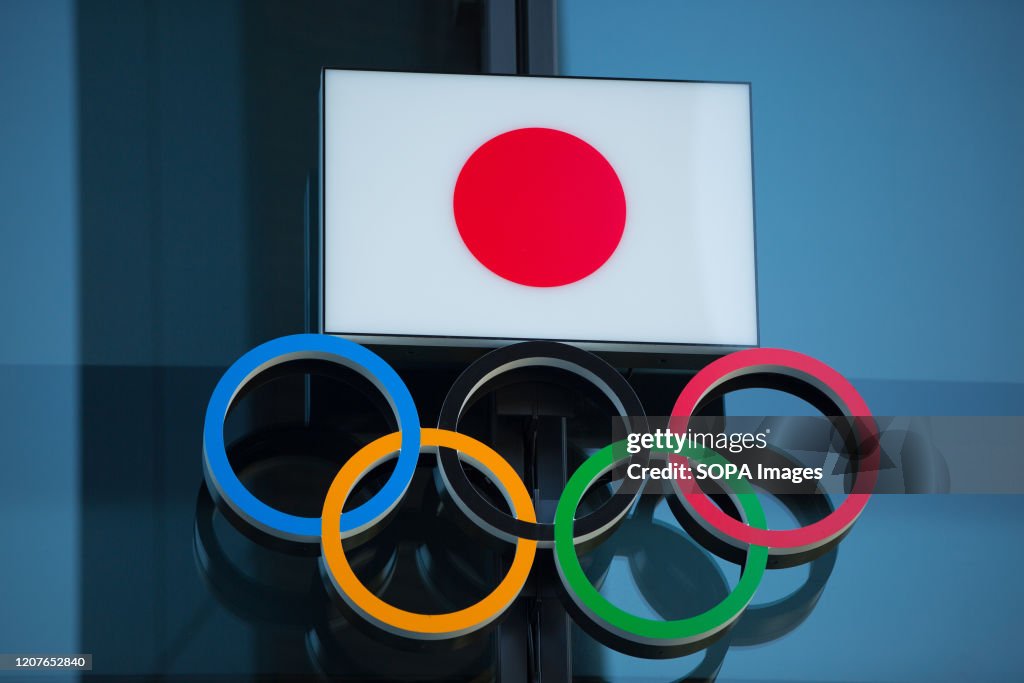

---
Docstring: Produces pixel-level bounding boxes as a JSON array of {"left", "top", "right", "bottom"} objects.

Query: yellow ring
[{"left": 320, "top": 428, "right": 538, "bottom": 639}]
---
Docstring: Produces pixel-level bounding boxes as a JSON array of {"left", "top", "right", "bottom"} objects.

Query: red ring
[{"left": 669, "top": 348, "right": 878, "bottom": 549}]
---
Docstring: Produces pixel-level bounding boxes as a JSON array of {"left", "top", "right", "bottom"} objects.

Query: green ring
[{"left": 553, "top": 442, "right": 769, "bottom": 646}]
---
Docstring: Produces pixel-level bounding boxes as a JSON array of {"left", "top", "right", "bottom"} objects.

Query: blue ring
[{"left": 202, "top": 333, "right": 420, "bottom": 543}]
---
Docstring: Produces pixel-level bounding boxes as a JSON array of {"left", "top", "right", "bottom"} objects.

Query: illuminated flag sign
[{"left": 320, "top": 69, "right": 757, "bottom": 352}]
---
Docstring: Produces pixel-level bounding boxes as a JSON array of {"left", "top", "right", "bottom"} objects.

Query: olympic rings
[
  {"left": 437, "top": 340, "right": 650, "bottom": 547},
  {"left": 201, "top": 334, "right": 873, "bottom": 652},
  {"left": 320, "top": 429, "right": 537, "bottom": 640},
  {"left": 203, "top": 333, "right": 420, "bottom": 543},
  {"left": 669, "top": 347, "right": 879, "bottom": 556},
  {"left": 554, "top": 441, "right": 768, "bottom": 650}
]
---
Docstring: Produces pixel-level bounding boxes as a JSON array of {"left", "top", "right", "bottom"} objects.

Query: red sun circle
[{"left": 453, "top": 127, "right": 626, "bottom": 288}]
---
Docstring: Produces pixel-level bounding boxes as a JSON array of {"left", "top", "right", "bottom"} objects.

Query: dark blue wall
[{"left": 561, "top": 0, "right": 1024, "bottom": 401}]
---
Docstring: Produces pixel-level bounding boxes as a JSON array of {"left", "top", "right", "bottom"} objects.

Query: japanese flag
[{"left": 321, "top": 69, "right": 756, "bottom": 348}]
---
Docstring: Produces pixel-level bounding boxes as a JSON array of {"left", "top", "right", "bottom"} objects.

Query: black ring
[{"left": 437, "top": 341, "right": 649, "bottom": 547}]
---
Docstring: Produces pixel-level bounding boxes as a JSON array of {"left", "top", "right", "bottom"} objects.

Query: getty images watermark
[{"left": 608, "top": 416, "right": 1024, "bottom": 495}]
